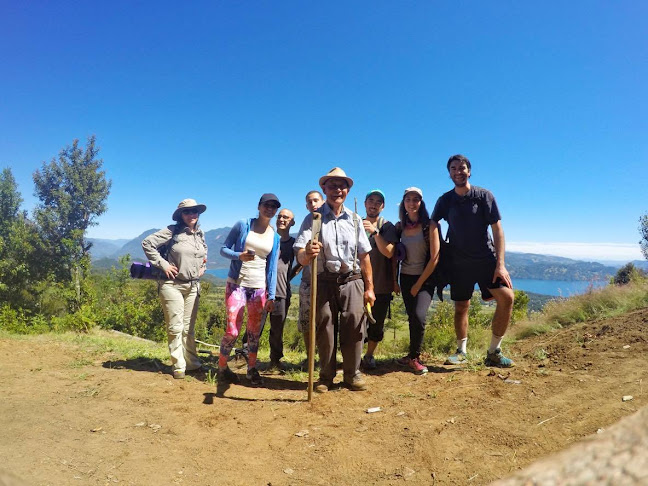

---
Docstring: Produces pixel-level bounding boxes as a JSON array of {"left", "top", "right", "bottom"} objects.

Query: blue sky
[{"left": 2, "top": 1, "right": 646, "bottom": 262}]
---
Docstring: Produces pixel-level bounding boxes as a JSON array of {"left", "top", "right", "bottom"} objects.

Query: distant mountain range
[
  {"left": 89, "top": 228, "right": 647, "bottom": 280},
  {"left": 90, "top": 227, "right": 232, "bottom": 269}
]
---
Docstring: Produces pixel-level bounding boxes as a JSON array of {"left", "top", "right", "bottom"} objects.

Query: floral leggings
[{"left": 219, "top": 282, "right": 266, "bottom": 361}]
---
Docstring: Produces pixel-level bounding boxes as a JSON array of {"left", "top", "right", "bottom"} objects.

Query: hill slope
[{"left": 1, "top": 308, "right": 646, "bottom": 485}]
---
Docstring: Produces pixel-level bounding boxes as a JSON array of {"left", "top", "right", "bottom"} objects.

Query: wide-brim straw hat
[
  {"left": 319, "top": 167, "right": 354, "bottom": 189},
  {"left": 172, "top": 198, "right": 207, "bottom": 221}
]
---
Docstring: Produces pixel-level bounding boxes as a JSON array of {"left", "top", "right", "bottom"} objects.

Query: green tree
[
  {"left": 0, "top": 168, "right": 23, "bottom": 237},
  {"left": 33, "top": 136, "right": 111, "bottom": 310},
  {"left": 640, "top": 213, "right": 648, "bottom": 261},
  {"left": 612, "top": 262, "right": 644, "bottom": 285},
  {"left": 0, "top": 168, "right": 47, "bottom": 310}
]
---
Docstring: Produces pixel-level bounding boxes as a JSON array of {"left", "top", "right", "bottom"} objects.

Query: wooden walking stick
[{"left": 307, "top": 212, "right": 322, "bottom": 402}]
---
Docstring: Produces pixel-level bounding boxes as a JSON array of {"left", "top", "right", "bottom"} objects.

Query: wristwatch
[{"left": 372, "top": 229, "right": 378, "bottom": 236}]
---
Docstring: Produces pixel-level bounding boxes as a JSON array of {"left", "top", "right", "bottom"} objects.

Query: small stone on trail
[
  {"left": 623, "top": 345, "right": 630, "bottom": 349},
  {"left": 622, "top": 395, "right": 634, "bottom": 402},
  {"left": 596, "top": 428, "right": 605, "bottom": 434},
  {"left": 366, "top": 407, "right": 381, "bottom": 413},
  {"left": 294, "top": 430, "right": 309, "bottom": 437},
  {"left": 134, "top": 422, "right": 145, "bottom": 427},
  {"left": 283, "top": 468, "right": 294, "bottom": 475},
  {"left": 149, "top": 424, "right": 162, "bottom": 431},
  {"left": 91, "top": 427, "right": 102, "bottom": 432},
  {"left": 396, "top": 411, "right": 405, "bottom": 416},
  {"left": 403, "top": 467, "right": 415, "bottom": 478},
  {"left": 504, "top": 379, "right": 522, "bottom": 385}
]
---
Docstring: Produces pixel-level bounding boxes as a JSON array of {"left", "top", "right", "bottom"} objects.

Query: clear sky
[{"left": 2, "top": 1, "right": 646, "bottom": 262}]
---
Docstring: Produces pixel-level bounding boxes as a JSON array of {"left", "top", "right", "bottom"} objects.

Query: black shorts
[{"left": 450, "top": 258, "right": 505, "bottom": 302}]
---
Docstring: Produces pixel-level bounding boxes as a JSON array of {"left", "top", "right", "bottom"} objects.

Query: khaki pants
[{"left": 159, "top": 280, "right": 202, "bottom": 373}]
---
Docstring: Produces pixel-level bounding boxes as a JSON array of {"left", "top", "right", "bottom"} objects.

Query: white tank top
[{"left": 237, "top": 227, "right": 275, "bottom": 289}]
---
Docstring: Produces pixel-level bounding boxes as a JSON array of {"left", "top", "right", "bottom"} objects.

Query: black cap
[{"left": 259, "top": 193, "right": 281, "bottom": 207}]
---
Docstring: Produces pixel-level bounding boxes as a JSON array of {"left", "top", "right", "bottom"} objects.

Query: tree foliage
[
  {"left": 640, "top": 213, "right": 648, "bottom": 261},
  {"left": 0, "top": 168, "right": 23, "bottom": 238},
  {"left": 612, "top": 262, "right": 645, "bottom": 285},
  {"left": 0, "top": 168, "right": 46, "bottom": 310},
  {"left": 33, "top": 136, "right": 111, "bottom": 308}
]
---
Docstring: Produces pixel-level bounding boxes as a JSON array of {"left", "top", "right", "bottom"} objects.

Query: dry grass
[{"left": 513, "top": 281, "right": 648, "bottom": 339}]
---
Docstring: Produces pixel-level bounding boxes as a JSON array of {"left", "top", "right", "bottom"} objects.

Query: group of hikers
[{"left": 142, "top": 154, "right": 515, "bottom": 392}]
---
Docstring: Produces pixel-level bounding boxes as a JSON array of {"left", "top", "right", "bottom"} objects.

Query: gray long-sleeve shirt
[{"left": 142, "top": 225, "right": 207, "bottom": 281}]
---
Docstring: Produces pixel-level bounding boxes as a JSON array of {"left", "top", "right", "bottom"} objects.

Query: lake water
[
  {"left": 512, "top": 278, "right": 607, "bottom": 297},
  {"left": 207, "top": 270, "right": 607, "bottom": 297},
  {"left": 205, "top": 269, "right": 229, "bottom": 279}
]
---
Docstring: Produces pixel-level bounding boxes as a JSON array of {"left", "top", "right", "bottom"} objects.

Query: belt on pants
[{"left": 318, "top": 271, "right": 363, "bottom": 285}]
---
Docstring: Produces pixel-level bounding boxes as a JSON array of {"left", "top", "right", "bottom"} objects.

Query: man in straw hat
[{"left": 294, "top": 167, "right": 375, "bottom": 392}]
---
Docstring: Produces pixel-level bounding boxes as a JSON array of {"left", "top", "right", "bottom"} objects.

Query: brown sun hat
[
  {"left": 319, "top": 167, "right": 354, "bottom": 189},
  {"left": 172, "top": 198, "right": 207, "bottom": 221}
]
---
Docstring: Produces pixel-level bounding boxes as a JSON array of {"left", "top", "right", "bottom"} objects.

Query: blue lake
[
  {"left": 207, "top": 269, "right": 607, "bottom": 297},
  {"left": 512, "top": 279, "right": 607, "bottom": 297},
  {"left": 205, "top": 269, "right": 229, "bottom": 279}
]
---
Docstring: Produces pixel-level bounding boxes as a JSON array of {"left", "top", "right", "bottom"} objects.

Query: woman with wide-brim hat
[
  {"left": 217, "top": 193, "right": 281, "bottom": 386},
  {"left": 142, "top": 198, "right": 208, "bottom": 379}
]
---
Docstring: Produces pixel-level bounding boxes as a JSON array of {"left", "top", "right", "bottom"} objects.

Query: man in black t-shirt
[
  {"left": 361, "top": 189, "right": 399, "bottom": 370},
  {"left": 431, "top": 154, "right": 515, "bottom": 368}
]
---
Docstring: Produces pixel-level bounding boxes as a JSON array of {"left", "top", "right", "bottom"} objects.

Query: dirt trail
[{"left": 1, "top": 308, "right": 646, "bottom": 485}]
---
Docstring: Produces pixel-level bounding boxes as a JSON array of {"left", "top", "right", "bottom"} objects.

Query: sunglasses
[{"left": 182, "top": 208, "right": 199, "bottom": 215}]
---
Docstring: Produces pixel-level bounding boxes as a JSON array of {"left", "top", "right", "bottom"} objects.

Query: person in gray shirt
[
  {"left": 142, "top": 198, "right": 208, "bottom": 380},
  {"left": 266, "top": 208, "right": 296, "bottom": 370}
]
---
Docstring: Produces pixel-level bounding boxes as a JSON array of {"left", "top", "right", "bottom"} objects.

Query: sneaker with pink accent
[{"left": 408, "top": 357, "right": 428, "bottom": 375}]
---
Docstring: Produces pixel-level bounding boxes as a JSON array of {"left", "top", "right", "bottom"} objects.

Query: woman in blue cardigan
[{"left": 217, "top": 193, "right": 281, "bottom": 385}]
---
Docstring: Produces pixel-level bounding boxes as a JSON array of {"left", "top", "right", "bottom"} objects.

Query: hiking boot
[
  {"left": 172, "top": 370, "right": 186, "bottom": 380},
  {"left": 408, "top": 357, "right": 428, "bottom": 375},
  {"left": 246, "top": 367, "right": 264, "bottom": 385},
  {"left": 344, "top": 374, "right": 367, "bottom": 391},
  {"left": 485, "top": 348, "right": 514, "bottom": 368},
  {"left": 217, "top": 366, "right": 239, "bottom": 384},
  {"left": 186, "top": 364, "right": 206, "bottom": 374},
  {"left": 315, "top": 381, "right": 333, "bottom": 393},
  {"left": 267, "top": 360, "right": 287, "bottom": 372},
  {"left": 444, "top": 349, "right": 467, "bottom": 365},
  {"left": 362, "top": 354, "right": 377, "bottom": 370},
  {"left": 396, "top": 355, "right": 411, "bottom": 366}
]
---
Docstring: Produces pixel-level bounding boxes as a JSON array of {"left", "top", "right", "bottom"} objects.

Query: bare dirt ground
[{"left": 1, "top": 308, "right": 647, "bottom": 486}]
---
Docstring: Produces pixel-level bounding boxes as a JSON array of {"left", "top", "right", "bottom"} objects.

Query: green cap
[{"left": 365, "top": 189, "right": 385, "bottom": 203}]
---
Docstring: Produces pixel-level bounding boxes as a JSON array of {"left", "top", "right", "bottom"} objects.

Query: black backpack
[{"left": 130, "top": 226, "right": 182, "bottom": 280}]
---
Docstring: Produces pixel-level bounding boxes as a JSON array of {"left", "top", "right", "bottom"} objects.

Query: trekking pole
[
  {"left": 353, "top": 198, "right": 358, "bottom": 273},
  {"left": 308, "top": 212, "right": 322, "bottom": 402}
]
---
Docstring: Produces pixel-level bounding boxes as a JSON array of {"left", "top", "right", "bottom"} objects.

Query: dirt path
[{"left": 1, "top": 309, "right": 646, "bottom": 485}]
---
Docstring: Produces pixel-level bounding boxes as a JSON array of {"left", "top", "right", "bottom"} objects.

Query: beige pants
[{"left": 159, "top": 280, "right": 202, "bottom": 373}]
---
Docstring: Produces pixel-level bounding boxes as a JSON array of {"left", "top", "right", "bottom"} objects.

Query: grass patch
[
  {"left": 513, "top": 281, "right": 648, "bottom": 339},
  {"left": 0, "top": 329, "right": 168, "bottom": 363}
]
